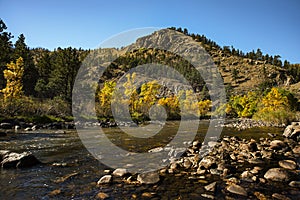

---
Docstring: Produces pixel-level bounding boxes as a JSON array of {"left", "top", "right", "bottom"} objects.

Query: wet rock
[
  {"left": 141, "top": 192, "right": 154, "bottom": 198},
  {"left": 183, "top": 159, "right": 192, "bottom": 169},
  {"left": 24, "top": 127, "right": 32, "bottom": 131},
  {"left": 1, "top": 151, "right": 40, "bottom": 168},
  {"left": 270, "top": 140, "right": 286, "bottom": 150},
  {"left": 254, "top": 191, "right": 267, "bottom": 200},
  {"left": 250, "top": 166, "right": 262, "bottom": 174},
  {"left": 112, "top": 168, "right": 128, "bottom": 177},
  {"left": 284, "top": 122, "right": 300, "bottom": 141},
  {"left": 292, "top": 146, "right": 300, "bottom": 154},
  {"left": 199, "top": 156, "right": 217, "bottom": 169},
  {"left": 225, "top": 177, "right": 239, "bottom": 185},
  {"left": 201, "top": 194, "right": 215, "bottom": 199},
  {"left": 0, "top": 122, "right": 13, "bottom": 129},
  {"left": 264, "top": 168, "right": 291, "bottom": 182},
  {"left": 272, "top": 193, "right": 291, "bottom": 200},
  {"left": 96, "top": 192, "right": 109, "bottom": 199},
  {"left": 289, "top": 181, "right": 300, "bottom": 188},
  {"left": 137, "top": 171, "right": 160, "bottom": 184},
  {"left": 226, "top": 184, "right": 247, "bottom": 196},
  {"left": 204, "top": 181, "right": 217, "bottom": 192},
  {"left": 279, "top": 160, "right": 297, "bottom": 170},
  {"left": 97, "top": 175, "right": 112, "bottom": 184},
  {"left": 241, "top": 171, "right": 253, "bottom": 180}
]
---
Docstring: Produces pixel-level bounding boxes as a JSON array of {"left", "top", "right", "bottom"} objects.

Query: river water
[{"left": 0, "top": 121, "right": 284, "bottom": 199}]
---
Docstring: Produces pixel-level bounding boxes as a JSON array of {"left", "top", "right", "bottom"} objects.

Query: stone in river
[
  {"left": 264, "top": 168, "right": 291, "bottom": 182},
  {"left": 226, "top": 184, "right": 248, "bottom": 196},
  {"left": 0, "top": 122, "right": 13, "bottom": 129},
  {"left": 270, "top": 140, "right": 286, "bottom": 150},
  {"left": 97, "top": 175, "right": 112, "bottom": 184},
  {"left": 96, "top": 192, "right": 109, "bottom": 199},
  {"left": 292, "top": 145, "right": 300, "bottom": 154},
  {"left": 204, "top": 181, "right": 217, "bottom": 192},
  {"left": 137, "top": 171, "right": 160, "bottom": 184},
  {"left": 199, "top": 156, "right": 217, "bottom": 169},
  {"left": 279, "top": 160, "right": 297, "bottom": 170},
  {"left": 1, "top": 151, "right": 40, "bottom": 168},
  {"left": 112, "top": 168, "right": 128, "bottom": 177},
  {"left": 272, "top": 193, "right": 291, "bottom": 200},
  {"left": 289, "top": 181, "right": 300, "bottom": 188},
  {"left": 201, "top": 194, "right": 215, "bottom": 199}
]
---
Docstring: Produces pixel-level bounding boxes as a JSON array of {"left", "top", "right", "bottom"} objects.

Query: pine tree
[
  {"left": 0, "top": 19, "right": 13, "bottom": 89},
  {"left": 14, "top": 34, "right": 38, "bottom": 96}
]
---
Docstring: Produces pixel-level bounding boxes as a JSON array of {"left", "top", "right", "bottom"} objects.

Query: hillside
[{"left": 98, "top": 28, "right": 298, "bottom": 97}]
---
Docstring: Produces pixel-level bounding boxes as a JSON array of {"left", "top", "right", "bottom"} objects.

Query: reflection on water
[{"left": 0, "top": 121, "right": 283, "bottom": 199}]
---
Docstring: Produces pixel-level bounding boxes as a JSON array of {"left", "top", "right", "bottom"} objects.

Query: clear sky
[{"left": 1, "top": 0, "right": 299, "bottom": 63}]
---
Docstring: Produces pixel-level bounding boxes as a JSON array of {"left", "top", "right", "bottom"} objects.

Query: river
[{"left": 0, "top": 121, "right": 284, "bottom": 199}]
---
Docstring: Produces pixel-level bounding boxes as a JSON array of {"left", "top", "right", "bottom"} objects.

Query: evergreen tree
[
  {"left": 14, "top": 34, "right": 38, "bottom": 96},
  {"left": 0, "top": 19, "right": 13, "bottom": 89},
  {"left": 48, "top": 47, "right": 81, "bottom": 102}
]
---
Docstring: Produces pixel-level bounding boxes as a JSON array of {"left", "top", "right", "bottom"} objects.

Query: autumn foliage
[{"left": 96, "top": 73, "right": 212, "bottom": 120}]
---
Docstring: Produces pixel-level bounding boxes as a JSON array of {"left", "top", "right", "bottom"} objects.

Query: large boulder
[
  {"left": 283, "top": 122, "right": 300, "bottom": 141},
  {"left": 1, "top": 151, "right": 41, "bottom": 168}
]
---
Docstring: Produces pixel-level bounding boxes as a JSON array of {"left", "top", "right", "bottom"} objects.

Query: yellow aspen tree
[
  {"left": 98, "top": 80, "right": 116, "bottom": 116},
  {"left": 1, "top": 57, "right": 24, "bottom": 102}
]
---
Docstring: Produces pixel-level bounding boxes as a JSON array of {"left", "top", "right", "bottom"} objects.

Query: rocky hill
[{"left": 95, "top": 28, "right": 298, "bottom": 98}]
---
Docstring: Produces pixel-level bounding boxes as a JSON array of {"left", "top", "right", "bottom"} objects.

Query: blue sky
[{"left": 1, "top": 0, "right": 299, "bottom": 63}]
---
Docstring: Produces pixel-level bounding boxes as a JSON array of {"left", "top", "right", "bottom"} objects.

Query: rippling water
[{"left": 0, "top": 121, "right": 284, "bottom": 199}]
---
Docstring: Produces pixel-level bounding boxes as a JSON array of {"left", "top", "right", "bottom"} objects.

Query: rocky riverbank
[
  {"left": 94, "top": 124, "right": 300, "bottom": 199},
  {"left": 219, "top": 118, "right": 286, "bottom": 130}
]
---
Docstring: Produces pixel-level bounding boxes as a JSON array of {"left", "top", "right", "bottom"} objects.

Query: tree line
[{"left": 1, "top": 18, "right": 299, "bottom": 119}]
